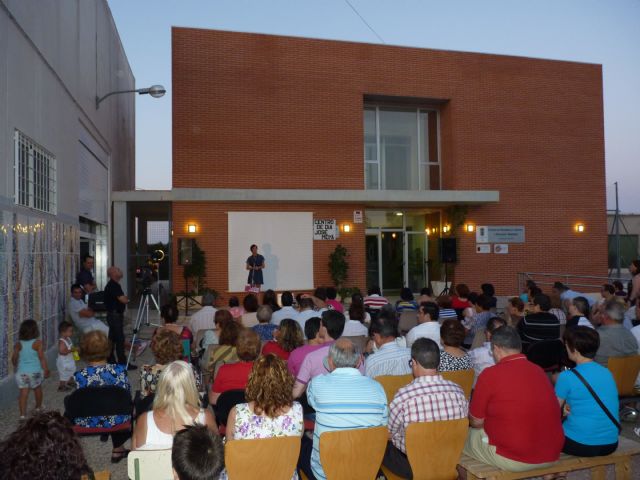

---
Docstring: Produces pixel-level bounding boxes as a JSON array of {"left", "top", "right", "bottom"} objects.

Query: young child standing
[
  {"left": 11, "top": 319, "right": 49, "bottom": 419},
  {"left": 56, "top": 321, "right": 77, "bottom": 391}
]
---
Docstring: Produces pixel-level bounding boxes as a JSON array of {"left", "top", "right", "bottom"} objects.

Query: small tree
[
  {"left": 184, "top": 239, "right": 207, "bottom": 294},
  {"left": 328, "top": 244, "right": 349, "bottom": 289}
]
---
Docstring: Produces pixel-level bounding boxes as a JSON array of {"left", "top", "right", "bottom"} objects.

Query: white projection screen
[{"left": 228, "top": 212, "right": 314, "bottom": 292}]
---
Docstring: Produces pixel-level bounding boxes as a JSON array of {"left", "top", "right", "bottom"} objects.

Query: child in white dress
[{"left": 56, "top": 321, "right": 77, "bottom": 391}]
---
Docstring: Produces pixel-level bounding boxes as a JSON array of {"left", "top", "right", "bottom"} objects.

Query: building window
[
  {"left": 14, "top": 130, "right": 57, "bottom": 214},
  {"left": 364, "top": 106, "right": 440, "bottom": 190}
]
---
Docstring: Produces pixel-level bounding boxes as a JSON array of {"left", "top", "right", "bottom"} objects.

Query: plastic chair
[
  {"left": 608, "top": 355, "right": 640, "bottom": 398},
  {"left": 225, "top": 435, "right": 301, "bottom": 480},
  {"left": 441, "top": 369, "right": 474, "bottom": 399},
  {"left": 398, "top": 311, "right": 418, "bottom": 334},
  {"left": 375, "top": 374, "right": 413, "bottom": 404},
  {"left": 319, "top": 426, "right": 388, "bottom": 480},
  {"left": 127, "top": 449, "right": 173, "bottom": 480},
  {"left": 214, "top": 389, "right": 246, "bottom": 426},
  {"left": 381, "top": 418, "right": 469, "bottom": 480},
  {"left": 64, "top": 385, "right": 132, "bottom": 435}
]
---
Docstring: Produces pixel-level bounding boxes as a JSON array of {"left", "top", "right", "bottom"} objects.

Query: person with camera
[{"left": 104, "top": 266, "right": 136, "bottom": 370}]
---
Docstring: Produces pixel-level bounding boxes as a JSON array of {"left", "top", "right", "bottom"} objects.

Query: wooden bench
[{"left": 459, "top": 436, "right": 640, "bottom": 480}]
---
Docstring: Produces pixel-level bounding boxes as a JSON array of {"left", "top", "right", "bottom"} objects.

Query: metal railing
[{"left": 517, "top": 272, "right": 629, "bottom": 295}]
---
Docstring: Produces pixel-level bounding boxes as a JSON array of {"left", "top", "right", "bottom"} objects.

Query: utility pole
[{"left": 615, "top": 182, "right": 621, "bottom": 277}]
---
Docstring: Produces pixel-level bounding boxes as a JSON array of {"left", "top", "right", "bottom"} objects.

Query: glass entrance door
[
  {"left": 381, "top": 231, "right": 404, "bottom": 296},
  {"left": 407, "top": 232, "right": 427, "bottom": 292}
]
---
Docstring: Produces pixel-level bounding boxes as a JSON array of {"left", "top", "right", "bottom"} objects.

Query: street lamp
[{"left": 96, "top": 84, "right": 166, "bottom": 109}]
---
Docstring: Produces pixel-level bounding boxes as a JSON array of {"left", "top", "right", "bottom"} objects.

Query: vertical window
[
  {"left": 363, "top": 106, "right": 440, "bottom": 190},
  {"left": 14, "top": 130, "right": 57, "bottom": 214}
]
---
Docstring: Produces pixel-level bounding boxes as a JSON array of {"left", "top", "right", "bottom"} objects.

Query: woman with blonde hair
[{"left": 132, "top": 360, "right": 217, "bottom": 450}]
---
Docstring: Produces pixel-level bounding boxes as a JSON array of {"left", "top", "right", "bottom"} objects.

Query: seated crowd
[{"left": 3, "top": 278, "right": 640, "bottom": 480}]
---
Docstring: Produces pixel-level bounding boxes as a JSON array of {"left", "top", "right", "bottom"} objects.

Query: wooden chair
[
  {"left": 375, "top": 374, "right": 413, "bottom": 404},
  {"left": 441, "top": 369, "right": 474, "bottom": 399},
  {"left": 608, "top": 354, "right": 640, "bottom": 399},
  {"left": 398, "top": 311, "right": 418, "bottom": 334},
  {"left": 319, "top": 426, "right": 388, "bottom": 480},
  {"left": 225, "top": 435, "right": 301, "bottom": 480},
  {"left": 381, "top": 418, "right": 469, "bottom": 480},
  {"left": 127, "top": 449, "right": 173, "bottom": 480}
]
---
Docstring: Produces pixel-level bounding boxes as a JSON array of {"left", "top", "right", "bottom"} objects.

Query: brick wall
[{"left": 171, "top": 28, "right": 607, "bottom": 295}]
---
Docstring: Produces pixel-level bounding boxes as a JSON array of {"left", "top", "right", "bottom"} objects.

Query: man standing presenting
[
  {"left": 300, "top": 338, "right": 388, "bottom": 479},
  {"left": 384, "top": 338, "right": 468, "bottom": 478},
  {"left": 465, "top": 326, "right": 563, "bottom": 472},
  {"left": 104, "top": 266, "right": 134, "bottom": 369}
]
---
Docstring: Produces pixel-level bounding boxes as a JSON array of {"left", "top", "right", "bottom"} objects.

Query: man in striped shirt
[
  {"left": 300, "top": 338, "right": 388, "bottom": 480},
  {"left": 365, "top": 310, "right": 412, "bottom": 378},
  {"left": 383, "top": 338, "right": 469, "bottom": 478},
  {"left": 363, "top": 285, "right": 389, "bottom": 310}
]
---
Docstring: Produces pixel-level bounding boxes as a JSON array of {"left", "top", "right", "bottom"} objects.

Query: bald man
[{"left": 104, "top": 266, "right": 133, "bottom": 368}]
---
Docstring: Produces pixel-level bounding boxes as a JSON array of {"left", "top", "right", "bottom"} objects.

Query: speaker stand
[{"left": 439, "top": 262, "right": 452, "bottom": 296}]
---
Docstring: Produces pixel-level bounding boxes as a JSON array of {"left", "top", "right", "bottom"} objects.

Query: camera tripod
[{"left": 126, "top": 286, "right": 161, "bottom": 368}]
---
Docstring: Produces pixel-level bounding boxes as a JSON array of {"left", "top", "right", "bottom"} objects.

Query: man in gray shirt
[{"left": 594, "top": 300, "right": 638, "bottom": 366}]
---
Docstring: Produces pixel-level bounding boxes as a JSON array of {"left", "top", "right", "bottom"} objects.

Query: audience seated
[
  {"left": 197, "top": 310, "right": 234, "bottom": 358},
  {"left": 363, "top": 285, "right": 389, "bottom": 311},
  {"left": 227, "top": 296, "right": 244, "bottom": 320},
  {"left": 383, "top": 338, "right": 468, "bottom": 478},
  {"left": 68, "top": 283, "right": 109, "bottom": 335},
  {"left": 439, "top": 319, "right": 472, "bottom": 372},
  {"left": 436, "top": 296, "right": 458, "bottom": 320},
  {"left": 594, "top": 299, "right": 638, "bottom": 366},
  {"left": 517, "top": 293, "right": 560, "bottom": 352},
  {"left": 287, "top": 317, "right": 324, "bottom": 379},
  {"left": 480, "top": 283, "right": 497, "bottom": 310},
  {"left": 566, "top": 296, "right": 594, "bottom": 329},
  {"left": 0, "top": 410, "right": 92, "bottom": 480},
  {"left": 365, "top": 310, "right": 411, "bottom": 378},
  {"left": 325, "top": 286, "right": 344, "bottom": 313},
  {"left": 292, "top": 310, "right": 347, "bottom": 399},
  {"left": 72, "top": 330, "right": 131, "bottom": 462},
  {"left": 252, "top": 305, "right": 277, "bottom": 341},
  {"left": 463, "top": 294, "right": 493, "bottom": 346},
  {"left": 300, "top": 338, "right": 388, "bottom": 480},
  {"left": 227, "top": 355, "right": 303, "bottom": 479},
  {"left": 210, "top": 329, "right": 261, "bottom": 405},
  {"left": 133, "top": 360, "right": 217, "bottom": 450},
  {"left": 345, "top": 293, "right": 371, "bottom": 327},
  {"left": 271, "top": 291, "right": 298, "bottom": 326},
  {"left": 262, "top": 289, "right": 282, "bottom": 313},
  {"left": 172, "top": 424, "right": 225, "bottom": 480},
  {"left": 469, "top": 316, "right": 506, "bottom": 383},
  {"left": 262, "top": 318, "right": 304, "bottom": 360},
  {"left": 465, "top": 326, "right": 563, "bottom": 472},
  {"left": 156, "top": 304, "right": 192, "bottom": 362},
  {"left": 395, "top": 287, "right": 418, "bottom": 312},
  {"left": 241, "top": 294, "right": 260, "bottom": 328},
  {"left": 295, "top": 297, "right": 319, "bottom": 330},
  {"left": 188, "top": 292, "right": 217, "bottom": 336},
  {"left": 405, "top": 301, "right": 440, "bottom": 348},
  {"left": 206, "top": 321, "right": 241, "bottom": 380},
  {"left": 505, "top": 297, "right": 524, "bottom": 327},
  {"left": 556, "top": 326, "right": 620, "bottom": 456},
  {"left": 451, "top": 283, "right": 472, "bottom": 310},
  {"left": 416, "top": 287, "right": 434, "bottom": 304}
]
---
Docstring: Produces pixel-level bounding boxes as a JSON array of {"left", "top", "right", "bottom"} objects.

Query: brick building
[{"left": 161, "top": 27, "right": 606, "bottom": 299}]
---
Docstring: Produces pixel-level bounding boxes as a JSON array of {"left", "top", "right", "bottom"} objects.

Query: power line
[{"left": 344, "top": 0, "right": 385, "bottom": 44}]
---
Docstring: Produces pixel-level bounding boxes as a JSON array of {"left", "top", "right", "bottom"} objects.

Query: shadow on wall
[{"left": 262, "top": 243, "right": 279, "bottom": 290}]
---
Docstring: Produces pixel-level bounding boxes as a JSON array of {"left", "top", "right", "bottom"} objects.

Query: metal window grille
[{"left": 14, "top": 130, "right": 57, "bottom": 214}]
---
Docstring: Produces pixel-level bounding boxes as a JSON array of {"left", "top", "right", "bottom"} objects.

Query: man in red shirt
[{"left": 465, "top": 326, "right": 564, "bottom": 472}]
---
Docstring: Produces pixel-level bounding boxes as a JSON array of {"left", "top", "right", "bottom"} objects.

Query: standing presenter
[{"left": 246, "top": 244, "right": 266, "bottom": 290}]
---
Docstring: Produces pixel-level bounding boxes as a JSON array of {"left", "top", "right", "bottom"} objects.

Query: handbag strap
[{"left": 570, "top": 368, "right": 621, "bottom": 433}]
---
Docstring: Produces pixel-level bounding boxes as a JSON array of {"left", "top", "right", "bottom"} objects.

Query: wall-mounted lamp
[
  {"left": 425, "top": 227, "right": 431, "bottom": 235},
  {"left": 575, "top": 223, "right": 585, "bottom": 233},
  {"left": 395, "top": 212, "right": 403, "bottom": 216},
  {"left": 442, "top": 225, "right": 451, "bottom": 234},
  {"left": 392, "top": 232, "right": 397, "bottom": 239},
  {"left": 465, "top": 224, "right": 475, "bottom": 233},
  {"left": 341, "top": 223, "right": 352, "bottom": 233},
  {"left": 187, "top": 223, "right": 197, "bottom": 234}
]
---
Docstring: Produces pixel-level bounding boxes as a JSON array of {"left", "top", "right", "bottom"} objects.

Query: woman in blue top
[
  {"left": 395, "top": 287, "right": 418, "bottom": 312},
  {"left": 246, "top": 244, "right": 265, "bottom": 289},
  {"left": 555, "top": 326, "right": 619, "bottom": 456}
]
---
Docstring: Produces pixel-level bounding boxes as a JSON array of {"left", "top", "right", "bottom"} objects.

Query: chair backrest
[
  {"left": 215, "top": 389, "right": 247, "bottom": 426},
  {"left": 127, "top": 449, "right": 173, "bottom": 480},
  {"left": 225, "top": 435, "right": 301, "bottom": 480},
  {"left": 440, "top": 369, "right": 474, "bottom": 399},
  {"left": 405, "top": 418, "right": 469, "bottom": 479},
  {"left": 526, "top": 339, "right": 564, "bottom": 371},
  {"left": 343, "top": 335, "right": 368, "bottom": 352},
  {"left": 319, "top": 426, "right": 388, "bottom": 480},
  {"left": 64, "top": 386, "right": 132, "bottom": 420},
  {"left": 375, "top": 374, "right": 413, "bottom": 404},
  {"left": 398, "top": 311, "right": 418, "bottom": 334},
  {"left": 470, "top": 328, "right": 486, "bottom": 349},
  {"left": 608, "top": 355, "right": 640, "bottom": 397}
]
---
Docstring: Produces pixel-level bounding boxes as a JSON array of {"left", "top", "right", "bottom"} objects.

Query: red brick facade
[{"left": 171, "top": 27, "right": 607, "bottom": 297}]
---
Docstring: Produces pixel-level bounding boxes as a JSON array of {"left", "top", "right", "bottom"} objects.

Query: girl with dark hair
[
  {"left": 345, "top": 293, "right": 371, "bottom": 335},
  {"left": 451, "top": 284, "right": 471, "bottom": 309},
  {"left": 395, "top": 287, "right": 418, "bottom": 312},
  {"left": 262, "top": 289, "right": 281, "bottom": 312},
  {"left": 241, "top": 294, "right": 260, "bottom": 328},
  {"left": 11, "top": 319, "right": 49, "bottom": 420}
]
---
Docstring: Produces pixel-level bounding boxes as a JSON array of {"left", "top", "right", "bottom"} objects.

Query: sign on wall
[
  {"left": 476, "top": 244, "right": 491, "bottom": 254},
  {"left": 313, "top": 219, "right": 338, "bottom": 240},
  {"left": 494, "top": 244, "right": 509, "bottom": 254},
  {"left": 476, "top": 226, "right": 525, "bottom": 243},
  {"left": 353, "top": 210, "right": 363, "bottom": 224}
]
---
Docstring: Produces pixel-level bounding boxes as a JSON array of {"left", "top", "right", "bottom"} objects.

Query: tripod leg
[{"left": 127, "top": 295, "right": 149, "bottom": 368}]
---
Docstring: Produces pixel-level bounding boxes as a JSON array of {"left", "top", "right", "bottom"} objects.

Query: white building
[{"left": 0, "top": 0, "right": 134, "bottom": 392}]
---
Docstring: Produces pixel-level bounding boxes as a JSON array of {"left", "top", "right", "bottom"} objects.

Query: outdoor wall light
[
  {"left": 392, "top": 232, "right": 397, "bottom": 239},
  {"left": 395, "top": 212, "right": 403, "bottom": 216},
  {"left": 96, "top": 84, "right": 166, "bottom": 109},
  {"left": 425, "top": 227, "right": 431, "bottom": 235},
  {"left": 465, "top": 224, "right": 475, "bottom": 233},
  {"left": 341, "top": 223, "right": 352, "bottom": 233},
  {"left": 442, "top": 225, "right": 451, "bottom": 233},
  {"left": 187, "top": 223, "right": 197, "bottom": 234},
  {"left": 575, "top": 223, "right": 585, "bottom": 233}
]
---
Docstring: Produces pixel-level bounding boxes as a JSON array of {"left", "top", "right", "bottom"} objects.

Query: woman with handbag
[{"left": 555, "top": 326, "right": 620, "bottom": 456}]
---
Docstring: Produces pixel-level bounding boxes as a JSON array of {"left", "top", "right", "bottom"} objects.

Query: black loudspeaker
[
  {"left": 178, "top": 238, "right": 194, "bottom": 266},
  {"left": 439, "top": 238, "right": 457, "bottom": 263}
]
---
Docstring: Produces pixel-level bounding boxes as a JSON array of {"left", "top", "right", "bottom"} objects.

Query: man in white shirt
[
  {"left": 295, "top": 297, "right": 319, "bottom": 330},
  {"left": 365, "top": 310, "right": 411, "bottom": 378},
  {"left": 271, "top": 291, "right": 298, "bottom": 326},
  {"left": 405, "top": 302, "right": 441, "bottom": 348},
  {"left": 189, "top": 292, "right": 217, "bottom": 334},
  {"left": 469, "top": 316, "right": 506, "bottom": 384},
  {"left": 68, "top": 284, "right": 109, "bottom": 335}
]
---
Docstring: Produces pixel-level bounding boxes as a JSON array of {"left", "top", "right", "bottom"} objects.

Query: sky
[{"left": 108, "top": 0, "right": 640, "bottom": 212}]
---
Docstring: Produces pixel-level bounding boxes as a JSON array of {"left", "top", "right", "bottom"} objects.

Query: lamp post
[{"left": 96, "top": 84, "right": 166, "bottom": 109}]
